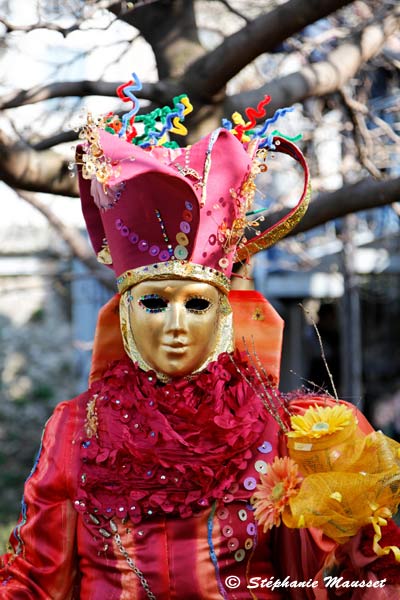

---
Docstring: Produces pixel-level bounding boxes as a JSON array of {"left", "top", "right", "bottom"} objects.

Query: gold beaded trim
[{"left": 116, "top": 261, "right": 231, "bottom": 295}]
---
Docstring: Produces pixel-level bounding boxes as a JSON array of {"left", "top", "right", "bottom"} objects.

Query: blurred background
[{"left": 0, "top": 0, "right": 399, "bottom": 530}]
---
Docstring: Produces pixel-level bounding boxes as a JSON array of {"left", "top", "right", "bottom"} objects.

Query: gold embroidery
[
  {"left": 97, "top": 244, "right": 113, "bottom": 265},
  {"left": 85, "top": 395, "right": 99, "bottom": 438},
  {"left": 252, "top": 307, "right": 265, "bottom": 321}
]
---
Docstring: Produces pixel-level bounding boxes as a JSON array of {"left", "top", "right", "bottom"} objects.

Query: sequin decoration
[
  {"left": 245, "top": 538, "right": 253, "bottom": 550},
  {"left": 246, "top": 523, "right": 256, "bottom": 535},
  {"left": 180, "top": 221, "right": 191, "bottom": 234},
  {"left": 176, "top": 232, "right": 189, "bottom": 246},
  {"left": 222, "top": 525, "right": 233, "bottom": 538},
  {"left": 234, "top": 549, "right": 246, "bottom": 562},
  {"left": 258, "top": 441, "right": 273, "bottom": 454},
  {"left": 129, "top": 232, "right": 139, "bottom": 244},
  {"left": 255, "top": 460, "right": 268, "bottom": 474},
  {"left": 174, "top": 245, "right": 188, "bottom": 260},
  {"left": 238, "top": 509, "right": 248, "bottom": 521},
  {"left": 243, "top": 477, "right": 257, "bottom": 491},
  {"left": 217, "top": 507, "right": 229, "bottom": 520},
  {"left": 227, "top": 537, "right": 239, "bottom": 551}
]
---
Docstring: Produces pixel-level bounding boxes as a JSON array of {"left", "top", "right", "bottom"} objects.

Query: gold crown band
[{"left": 116, "top": 261, "right": 231, "bottom": 294}]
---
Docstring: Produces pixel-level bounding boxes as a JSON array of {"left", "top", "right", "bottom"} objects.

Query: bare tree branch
[
  {"left": 1, "top": 0, "right": 356, "bottom": 112},
  {"left": 109, "top": 0, "right": 205, "bottom": 79},
  {"left": 0, "top": 0, "right": 143, "bottom": 37},
  {"left": 227, "top": 7, "right": 400, "bottom": 114},
  {"left": 182, "top": 0, "right": 355, "bottom": 101},
  {"left": 338, "top": 90, "right": 400, "bottom": 145},
  {"left": 0, "top": 130, "right": 77, "bottom": 196},
  {"left": 0, "top": 80, "right": 158, "bottom": 111},
  {"left": 15, "top": 189, "right": 115, "bottom": 291},
  {"left": 338, "top": 87, "right": 383, "bottom": 179},
  {"left": 243, "top": 176, "right": 400, "bottom": 244},
  {"left": 0, "top": 16, "right": 81, "bottom": 37},
  {"left": 210, "top": 0, "right": 251, "bottom": 24}
]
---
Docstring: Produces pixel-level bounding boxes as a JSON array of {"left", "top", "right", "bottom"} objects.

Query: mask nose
[{"left": 165, "top": 302, "right": 187, "bottom": 334}]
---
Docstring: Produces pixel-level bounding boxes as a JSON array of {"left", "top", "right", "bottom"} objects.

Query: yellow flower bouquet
[{"left": 252, "top": 401, "right": 400, "bottom": 560}]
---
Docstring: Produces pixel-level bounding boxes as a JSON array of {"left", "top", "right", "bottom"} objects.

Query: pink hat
[{"left": 77, "top": 84, "right": 310, "bottom": 294}]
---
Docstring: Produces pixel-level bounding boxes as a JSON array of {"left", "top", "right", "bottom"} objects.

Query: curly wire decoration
[
  {"left": 256, "top": 107, "right": 295, "bottom": 148},
  {"left": 145, "top": 95, "right": 192, "bottom": 145},
  {"left": 242, "top": 95, "right": 271, "bottom": 131},
  {"left": 111, "top": 71, "right": 299, "bottom": 150},
  {"left": 117, "top": 73, "right": 143, "bottom": 139}
]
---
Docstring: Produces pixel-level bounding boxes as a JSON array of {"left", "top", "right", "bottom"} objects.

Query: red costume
[
  {"left": 1, "top": 75, "right": 399, "bottom": 598},
  {"left": 1, "top": 356, "right": 398, "bottom": 599}
]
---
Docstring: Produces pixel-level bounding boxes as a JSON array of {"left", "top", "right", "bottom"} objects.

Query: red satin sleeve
[{"left": 0, "top": 400, "right": 81, "bottom": 599}]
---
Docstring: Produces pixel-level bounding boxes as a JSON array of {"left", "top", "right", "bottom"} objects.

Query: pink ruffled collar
[{"left": 75, "top": 352, "right": 270, "bottom": 523}]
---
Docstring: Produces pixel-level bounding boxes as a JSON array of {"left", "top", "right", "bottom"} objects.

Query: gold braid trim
[{"left": 116, "top": 261, "right": 231, "bottom": 295}]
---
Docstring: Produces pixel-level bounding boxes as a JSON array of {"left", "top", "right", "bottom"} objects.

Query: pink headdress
[{"left": 76, "top": 73, "right": 310, "bottom": 294}]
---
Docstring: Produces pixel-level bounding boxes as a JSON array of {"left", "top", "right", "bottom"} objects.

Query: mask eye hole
[
  {"left": 185, "top": 297, "right": 212, "bottom": 313},
  {"left": 138, "top": 294, "right": 168, "bottom": 313}
]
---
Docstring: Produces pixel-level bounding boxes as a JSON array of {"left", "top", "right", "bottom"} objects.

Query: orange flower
[{"left": 251, "top": 456, "right": 302, "bottom": 531}]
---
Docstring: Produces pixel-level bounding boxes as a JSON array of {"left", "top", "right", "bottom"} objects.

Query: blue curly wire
[
  {"left": 118, "top": 72, "right": 142, "bottom": 138},
  {"left": 254, "top": 106, "right": 295, "bottom": 138},
  {"left": 221, "top": 118, "right": 233, "bottom": 130}
]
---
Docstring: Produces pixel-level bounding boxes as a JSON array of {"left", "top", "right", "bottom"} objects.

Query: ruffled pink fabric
[{"left": 75, "top": 352, "right": 269, "bottom": 522}]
